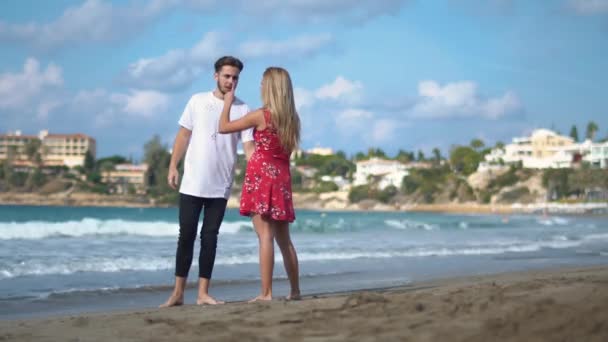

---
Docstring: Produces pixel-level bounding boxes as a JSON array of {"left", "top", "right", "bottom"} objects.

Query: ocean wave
[
  {"left": 0, "top": 218, "right": 253, "bottom": 240},
  {"left": 384, "top": 219, "right": 438, "bottom": 231},
  {"left": 0, "top": 238, "right": 588, "bottom": 279}
]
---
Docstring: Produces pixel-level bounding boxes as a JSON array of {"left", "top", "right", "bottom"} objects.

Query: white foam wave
[
  {"left": 0, "top": 238, "right": 588, "bottom": 279},
  {"left": 537, "top": 217, "right": 569, "bottom": 226},
  {"left": 384, "top": 219, "right": 438, "bottom": 231},
  {"left": 0, "top": 219, "right": 253, "bottom": 240}
]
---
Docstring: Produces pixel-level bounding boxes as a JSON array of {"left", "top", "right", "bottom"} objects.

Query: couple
[{"left": 161, "top": 56, "right": 301, "bottom": 307}]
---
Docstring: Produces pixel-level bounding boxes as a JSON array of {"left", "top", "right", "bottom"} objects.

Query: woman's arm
[{"left": 219, "top": 108, "right": 264, "bottom": 134}]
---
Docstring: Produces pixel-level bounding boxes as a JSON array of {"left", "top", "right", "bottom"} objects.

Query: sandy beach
[{"left": 1, "top": 265, "right": 607, "bottom": 341}]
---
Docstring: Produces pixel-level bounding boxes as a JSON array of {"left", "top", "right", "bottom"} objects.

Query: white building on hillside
[
  {"left": 0, "top": 130, "right": 96, "bottom": 168},
  {"left": 354, "top": 157, "right": 408, "bottom": 190},
  {"left": 306, "top": 147, "right": 334, "bottom": 156},
  {"left": 481, "top": 129, "right": 608, "bottom": 170},
  {"left": 481, "top": 129, "right": 584, "bottom": 169},
  {"left": 584, "top": 141, "right": 608, "bottom": 168}
]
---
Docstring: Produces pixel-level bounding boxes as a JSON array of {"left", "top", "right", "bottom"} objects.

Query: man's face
[{"left": 214, "top": 66, "right": 240, "bottom": 94}]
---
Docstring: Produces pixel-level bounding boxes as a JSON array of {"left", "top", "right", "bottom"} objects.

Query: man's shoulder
[{"left": 189, "top": 91, "right": 212, "bottom": 103}]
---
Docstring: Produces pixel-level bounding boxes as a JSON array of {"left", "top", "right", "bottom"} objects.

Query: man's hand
[{"left": 167, "top": 166, "right": 179, "bottom": 189}]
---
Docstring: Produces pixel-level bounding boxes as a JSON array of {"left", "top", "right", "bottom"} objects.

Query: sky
[{"left": 1, "top": 0, "right": 607, "bottom": 160}]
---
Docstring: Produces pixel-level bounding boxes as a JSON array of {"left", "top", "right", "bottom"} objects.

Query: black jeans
[{"left": 175, "top": 194, "right": 227, "bottom": 279}]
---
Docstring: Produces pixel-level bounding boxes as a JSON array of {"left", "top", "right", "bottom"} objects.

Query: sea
[{"left": 1, "top": 205, "right": 607, "bottom": 319}]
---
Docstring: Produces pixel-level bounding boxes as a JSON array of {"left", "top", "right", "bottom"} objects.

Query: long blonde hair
[{"left": 261, "top": 67, "right": 301, "bottom": 153}]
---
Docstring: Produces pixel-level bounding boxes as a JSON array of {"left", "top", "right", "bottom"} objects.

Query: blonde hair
[{"left": 261, "top": 67, "right": 301, "bottom": 153}]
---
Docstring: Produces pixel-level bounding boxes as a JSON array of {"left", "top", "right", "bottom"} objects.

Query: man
[{"left": 161, "top": 56, "right": 254, "bottom": 307}]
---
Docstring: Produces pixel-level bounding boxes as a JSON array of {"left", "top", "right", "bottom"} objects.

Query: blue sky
[{"left": 1, "top": 0, "right": 607, "bottom": 159}]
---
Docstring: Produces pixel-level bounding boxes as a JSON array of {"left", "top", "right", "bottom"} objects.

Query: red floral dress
[{"left": 239, "top": 109, "right": 295, "bottom": 222}]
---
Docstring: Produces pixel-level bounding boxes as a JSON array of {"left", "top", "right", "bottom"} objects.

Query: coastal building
[
  {"left": 0, "top": 130, "right": 96, "bottom": 168},
  {"left": 354, "top": 157, "right": 409, "bottom": 190},
  {"left": 306, "top": 147, "right": 334, "bottom": 156},
  {"left": 320, "top": 175, "right": 350, "bottom": 191},
  {"left": 480, "top": 129, "right": 608, "bottom": 170},
  {"left": 101, "top": 163, "right": 148, "bottom": 194},
  {"left": 481, "top": 129, "right": 583, "bottom": 169},
  {"left": 41, "top": 130, "right": 96, "bottom": 168},
  {"left": 0, "top": 130, "right": 41, "bottom": 163},
  {"left": 584, "top": 141, "right": 608, "bottom": 168}
]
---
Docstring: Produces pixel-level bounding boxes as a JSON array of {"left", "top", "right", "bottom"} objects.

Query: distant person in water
[
  {"left": 160, "top": 56, "right": 255, "bottom": 307},
  {"left": 219, "top": 67, "right": 301, "bottom": 302}
]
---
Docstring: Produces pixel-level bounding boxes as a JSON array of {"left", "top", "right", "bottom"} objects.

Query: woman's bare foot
[
  {"left": 285, "top": 292, "right": 301, "bottom": 301},
  {"left": 248, "top": 294, "right": 272, "bottom": 303},
  {"left": 196, "top": 294, "right": 225, "bottom": 305},
  {"left": 159, "top": 294, "right": 183, "bottom": 308}
]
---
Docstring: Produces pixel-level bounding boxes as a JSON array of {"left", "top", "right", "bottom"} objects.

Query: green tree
[
  {"left": 367, "top": 147, "right": 386, "bottom": 159},
  {"left": 470, "top": 139, "right": 485, "bottom": 151},
  {"left": 569, "top": 125, "right": 579, "bottom": 142},
  {"left": 449, "top": 146, "right": 482, "bottom": 175},
  {"left": 395, "top": 149, "right": 414, "bottom": 163},
  {"left": 84, "top": 150, "right": 96, "bottom": 172},
  {"left": 417, "top": 150, "right": 425, "bottom": 161},
  {"left": 586, "top": 121, "right": 599, "bottom": 141},
  {"left": 144, "top": 135, "right": 172, "bottom": 198},
  {"left": 94, "top": 155, "right": 128, "bottom": 170},
  {"left": 24, "top": 139, "right": 42, "bottom": 166},
  {"left": 494, "top": 141, "right": 505, "bottom": 149},
  {"left": 4, "top": 146, "right": 16, "bottom": 188},
  {"left": 432, "top": 148, "right": 441, "bottom": 165}
]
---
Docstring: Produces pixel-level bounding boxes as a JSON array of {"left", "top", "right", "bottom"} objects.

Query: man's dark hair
[{"left": 214, "top": 56, "right": 243, "bottom": 72}]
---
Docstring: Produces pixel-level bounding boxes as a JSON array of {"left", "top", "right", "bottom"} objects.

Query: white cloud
[
  {"left": 568, "top": 0, "right": 608, "bottom": 14},
  {"left": 72, "top": 88, "right": 171, "bottom": 127},
  {"left": 0, "top": 58, "right": 64, "bottom": 118},
  {"left": 411, "top": 80, "right": 521, "bottom": 119},
  {"left": 239, "top": 33, "right": 334, "bottom": 59},
  {"left": 0, "top": 0, "right": 173, "bottom": 50},
  {"left": 123, "top": 32, "right": 225, "bottom": 91},
  {"left": 238, "top": 0, "right": 409, "bottom": 23},
  {"left": 0, "top": 0, "right": 408, "bottom": 51},
  {"left": 295, "top": 76, "right": 364, "bottom": 111},
  {"left": 370, "top": 119, "right": 402, "bottom": 143},
  {"left": 121, "top": 90, "right": 170, "bottom": 117},
  {"left": 124, "top": 32, "right": 332, "bottom": 91},
  {"left": 336, "top": 108, "right": 373, "bottom": 121},
  {"left": 334, "top": 108, "right": 374, "bottom": 136},
  {"left": 315, "top": 76, "right": 363, "bottom": 101}
]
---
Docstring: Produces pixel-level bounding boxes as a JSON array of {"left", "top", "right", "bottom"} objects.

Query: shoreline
[
  {"left": 2, "top": 265, "right": 607, "bottom": 341},
  {"left": 1, "top": 191, "right": 606, "bottom": 215}
]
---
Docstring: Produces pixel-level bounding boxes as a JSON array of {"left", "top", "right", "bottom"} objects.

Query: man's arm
[
  {"left": 243, "top": 141, "right": 255, "bottom": 161},
  {"left": 167, "top": 127, "right": 192, "bottom": 189}
]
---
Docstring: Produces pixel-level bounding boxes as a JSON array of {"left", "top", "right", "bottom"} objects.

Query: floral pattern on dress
[{"left": 239, "top": 109, "right": 295, "bottom": 222}]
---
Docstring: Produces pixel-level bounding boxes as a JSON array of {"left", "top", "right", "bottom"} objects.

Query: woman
[{"left": 219, "top": 67, "right": 301, "bottom": 302}]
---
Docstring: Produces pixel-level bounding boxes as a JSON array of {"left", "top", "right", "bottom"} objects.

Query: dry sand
[{"left": 1, "top": 266, "right": 607, "bottom": 341}]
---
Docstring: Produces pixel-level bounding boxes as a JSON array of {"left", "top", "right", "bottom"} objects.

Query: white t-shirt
[{"left": 178, "top": 91, "right": 253, "bottom": 199}]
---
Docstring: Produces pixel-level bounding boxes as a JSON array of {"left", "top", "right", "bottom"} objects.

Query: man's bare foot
[
  {"left": 196, "top": 294, "right": 225, "bottom": 305},
  {"left": 286, "top": 292, "right": 301, "bottom": 301},
  {"left": 159, "top": 294, "right": 183, "bottom": 308},
  {"left": 248, "top": 294, "right": 272, "bottom": 303}
]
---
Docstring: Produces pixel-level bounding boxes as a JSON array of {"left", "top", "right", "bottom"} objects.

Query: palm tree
[
  {"left": 432, "top": 148, "right": 441, "bottom": 165},
  {"left": 24, "top": 139, "right": 42, "bottom": 166},
  {"left": 569, "top": 125, "right": 579, "bottom": 142},
  {"left": 470, "top": 139, "right": 485, "bottom": 150},
  {"left": 586, "top": 121, "right": 599, "bottom": 141}
]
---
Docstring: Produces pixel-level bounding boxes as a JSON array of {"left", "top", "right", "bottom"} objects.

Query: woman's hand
[{"left": 224, "top": 84, "right": 235, "bottom": 106}]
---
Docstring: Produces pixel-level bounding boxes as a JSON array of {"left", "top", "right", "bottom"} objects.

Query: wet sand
[{"left": 1, "top": 265, "right": 607, "bottom": 341}]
